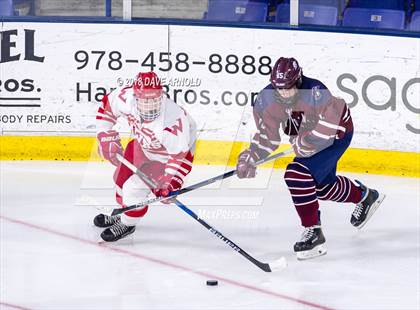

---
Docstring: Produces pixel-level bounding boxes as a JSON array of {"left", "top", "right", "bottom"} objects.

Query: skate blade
[
  {"left": 296, "top": 244, "right": 327, "bottom": 260},
  {"left": 97, "top": 238, "right": 107, "bottom": 244},
  {"left": 357, "top": 193, "right": 386, "bottom": 230},
  {"left": 97, "top": 237, "right": 134, "bottom": 245}
]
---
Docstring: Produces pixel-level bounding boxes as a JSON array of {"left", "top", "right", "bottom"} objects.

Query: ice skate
[
  {"left": 351, "top": 181, "right": 385, "bottom": 229},
  {"left": 93, "top": 213, "right": 121, "bottom": 228},
  {"left": 294, "top": 225, "right": 327, "bottom": 260},
  {"left": 100, "top": 222, "right": 136, "bottom": 242}
]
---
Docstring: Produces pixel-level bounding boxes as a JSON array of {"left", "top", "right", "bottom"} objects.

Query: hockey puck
[{"left": 206, "top": 280, "right": 218, "bottom": 286}]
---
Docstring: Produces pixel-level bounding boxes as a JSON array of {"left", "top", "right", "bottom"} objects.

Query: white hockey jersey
[{"left": 96, "top": 86, "right": 197, "bottom": 179}]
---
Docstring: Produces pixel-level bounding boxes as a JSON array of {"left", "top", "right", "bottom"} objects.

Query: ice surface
[{"left": 1, "top": 161, "right": 419, "bottom": 310}]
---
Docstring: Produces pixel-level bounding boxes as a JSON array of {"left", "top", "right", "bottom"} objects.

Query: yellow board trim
[{"left": 0, "top": 136, "right": 419, "bottom": 177}]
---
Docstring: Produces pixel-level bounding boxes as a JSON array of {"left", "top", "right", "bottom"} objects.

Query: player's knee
[
  {"left": 284, "top": 167, "right": 293, "bottom": 187},
  {"left": 284, "top": 162, "right": 295, "bottom": 177},
  {"left": 316, "top": 183, "right": 334, "bottom": 200},
  {"left": 122, "top": 175, "right": 149, "bottom": 206},
  {"left": 284, "top": 162, "right": 312, "bottom": 187}
]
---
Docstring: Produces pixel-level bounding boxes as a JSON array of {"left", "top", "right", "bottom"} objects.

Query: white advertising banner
[{"left": 1, "top": 22, "right": 419, "bottom": 152}]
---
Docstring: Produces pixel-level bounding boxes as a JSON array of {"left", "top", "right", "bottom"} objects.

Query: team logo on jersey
[
  {"left": 139, "top": 130, "right": 163, "bottom": 150},
  {"left": 164, "top": 119, "right": 183, "bottom": 136},
  {"left": 127, "top": 114, "right": 164, "bottom": 151},
  {"left": 127, "top": 114, "right": 142, "bottom": 131},
  {"left": 139, "top": 127, "right": 164, "bottom": 151}
]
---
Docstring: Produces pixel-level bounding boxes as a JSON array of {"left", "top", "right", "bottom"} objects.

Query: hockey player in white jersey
[{"left": 94, "top": 71, "right": 197, "bottom": 242}]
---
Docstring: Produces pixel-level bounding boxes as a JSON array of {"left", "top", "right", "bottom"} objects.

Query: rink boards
[
  {"left": 0, "top": 21, "right": 419, "bottom": 177},
  {"left": 0, "top": 136, "right": 418, "bottom": 177}
]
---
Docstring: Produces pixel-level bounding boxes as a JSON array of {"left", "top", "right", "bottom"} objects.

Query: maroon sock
[
  {"left": 316, "top": 175, "right": 362, "bottom": 203},
  {"left": 284, "top": 162, "right": 320, "bottom": 227}
]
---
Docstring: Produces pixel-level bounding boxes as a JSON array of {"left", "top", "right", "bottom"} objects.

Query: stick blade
[
  {"left": 256, "top": 261, "right": 272, "bottom": 272},
  {"left": 269, "top": 257, "right": 288, "bottom": 271}
]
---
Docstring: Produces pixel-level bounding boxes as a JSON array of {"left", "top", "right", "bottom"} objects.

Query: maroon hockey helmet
[{"left": 270, "top": 57, "right": 302, "bottom": 89}]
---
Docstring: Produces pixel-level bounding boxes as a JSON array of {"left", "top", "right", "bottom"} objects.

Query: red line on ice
[
  {"left": 0, "top": 302, "right": 33, "bottom": 310},
  {"left": 1, "top": 215, "right": 336, "bottom": 310}
]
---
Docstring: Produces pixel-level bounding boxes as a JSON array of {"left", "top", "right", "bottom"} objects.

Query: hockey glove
[
  {"left": 152, "top": 174, "right": 183, "bottom": 204},
  {"left": 237, "top": 149, "right": 257, "bottom": 179},
  {"left": 291, "top": 132, "right": 317, "bottom": 158},
  {"left": 97, "top": 130, "right": 123, "bottom": 166}
]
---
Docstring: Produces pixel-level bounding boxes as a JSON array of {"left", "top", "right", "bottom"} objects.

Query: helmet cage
[
  {"left": 135, "top": 95, "right": 162, "bottom": 121},
  {"left": 132, "top": 71, "right": 163, "bottom": 121},
  {"left": 274, "top": 87, "right": 299, "bottom": 106}
]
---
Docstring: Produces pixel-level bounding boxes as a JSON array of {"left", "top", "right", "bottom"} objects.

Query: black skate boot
[
  {"left": 294, "top": 225, "right": 327, "bottom": 260},
  {"left": 93, "top": 213, "right": 121, "bottom": 228},
  {"left": 351, "top": 180, "right": 385, "bottom": 229},
  {"left": 100, "top": 222, "right": 135, "bottom": 242}
]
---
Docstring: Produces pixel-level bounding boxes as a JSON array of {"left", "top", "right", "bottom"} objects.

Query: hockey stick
[
  {"left": 111, "top": 148, "right": 293, "bottom": 216},
  {"left": 115, "top": 154, "right": 278, "bottom": 272}
]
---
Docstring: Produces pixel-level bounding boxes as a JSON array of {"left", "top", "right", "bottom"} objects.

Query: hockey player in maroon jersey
[
  {"left": 94, "top": 71, "right": 197, "bottom": 242},
  {"left": 236, "top": 57, "right": 385, "bottom": 260}
]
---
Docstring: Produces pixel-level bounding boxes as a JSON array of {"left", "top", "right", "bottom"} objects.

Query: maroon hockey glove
[
  {"left": 97, "top": 130, "right": 123, "bottom": 166},
  {"left": 237, "top": 149, "right": 257, "bottom": 179},
  {"left": 291, "top": 132, "right": 317, "bottom": 158},
  {"left": 152, "top": 174, "right": 183, "bottom": 204}
]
